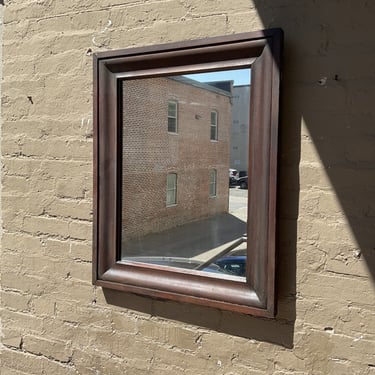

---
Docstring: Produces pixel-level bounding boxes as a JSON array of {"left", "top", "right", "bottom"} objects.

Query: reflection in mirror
[{"left": 121, "top": 69, "right": 251, "bottom": 280}]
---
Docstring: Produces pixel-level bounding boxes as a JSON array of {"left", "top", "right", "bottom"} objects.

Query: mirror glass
[{"left": 121, "top": 68, "right": 251, "bottom": 280}]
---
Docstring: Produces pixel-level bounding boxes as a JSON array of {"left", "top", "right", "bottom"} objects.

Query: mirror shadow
[
  {"left": 103, "top": 64, "right": 298, "bottom": 348},
  {"left": 103, "top": 288, "right": 294, "bottom": 348}
]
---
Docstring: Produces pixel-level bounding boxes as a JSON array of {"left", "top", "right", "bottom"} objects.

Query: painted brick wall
[{"left": 1, "top": 1, "right": 375, "bottom": 374}]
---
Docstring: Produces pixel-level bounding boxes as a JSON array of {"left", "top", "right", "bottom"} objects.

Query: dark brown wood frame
[{"left": 93, "top": 29, "right": 282, "bottom": 317}]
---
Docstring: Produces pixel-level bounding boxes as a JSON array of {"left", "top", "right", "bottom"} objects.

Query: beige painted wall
[{"left": 1, "top": 1, "right": 374, "bottom": 374}]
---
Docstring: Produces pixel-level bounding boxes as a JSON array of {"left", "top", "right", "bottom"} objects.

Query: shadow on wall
[
  {"left": 104, "top": 288, "right": 295, "bottom": 348},
  {"left": 106, "top": 1, "right": 375, "bottom": 348},
  {"left": 252, "top": 0, "right": 375, "bottom": 281},
  {"left": 104, "top": 8, "right": 300, "bottom": 349}
]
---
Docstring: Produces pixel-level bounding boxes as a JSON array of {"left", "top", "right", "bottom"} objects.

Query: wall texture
[{"left": 1, "top": 1, "right": 375, "bottom": 374}]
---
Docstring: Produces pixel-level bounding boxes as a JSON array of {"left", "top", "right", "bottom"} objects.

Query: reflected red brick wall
[{"left": 122, "top": 77, "right": 231, "bottom": 240}]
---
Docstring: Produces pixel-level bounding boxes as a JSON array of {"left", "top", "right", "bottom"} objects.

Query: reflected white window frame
[
  {"left": 209, "top": 169, "right": 217, "bottom": 197},
  {"left": 168, "top": 100, "right": 178, "bottom": 133},
  {"left": 93, "top": 29, "right": 283, "bottom": 317},
  {"left": 166, "top": 173, "right": 177, "bottom": 206},
  {"left": 210, "top": 110, "right": 218, "bottom": 140}
]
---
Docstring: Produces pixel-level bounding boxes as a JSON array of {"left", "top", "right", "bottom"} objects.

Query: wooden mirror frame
[{"left": 93, "top": 29, "right": 282, "bottom": 317}]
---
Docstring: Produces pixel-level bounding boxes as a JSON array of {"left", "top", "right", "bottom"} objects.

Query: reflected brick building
[
  {"left": 122, "top": 76, "right": 232, "bottom": 241},
  {"left": 231, "top": 85, "right": 250, "bottom": 174}
]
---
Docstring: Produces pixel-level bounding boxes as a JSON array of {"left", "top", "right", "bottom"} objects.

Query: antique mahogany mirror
[{"left": 93, "top": 29, "right": 282, "bottom": 316}]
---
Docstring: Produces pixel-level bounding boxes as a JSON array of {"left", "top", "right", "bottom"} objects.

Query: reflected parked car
[
  {"left": 238, "top": 176, "right": 248, "bottom": 189},
  {"left": 122, "top": 256, "right": 237, "bottom": 275},
  {"left": 215, "top": 256, "right": 246, "bottom": 277},
  {"left": 229, "top": 168, "right": 239, "bottom": 185}
]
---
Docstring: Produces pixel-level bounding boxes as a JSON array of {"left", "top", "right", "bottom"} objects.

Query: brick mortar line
[
  {"left": 3, "top": 5, "right": 231, "bottom": 30},
  {"left": 2, "top": 155, "right": 93, "bottom": 162},
  {"left": 2, "top": 1, "right": 175, "bottom": 25},
  {"left": 2, "top": 155, "right": 92, "bottom": 162},
  {"left": 324, "top": 269, "right": 371, "bottom": 280},
  {"left": 2, "top": 343, "right": 76, "bottom": 369},
  {"left": 3, "top": 229, "right": 91, "bottom": 243}
]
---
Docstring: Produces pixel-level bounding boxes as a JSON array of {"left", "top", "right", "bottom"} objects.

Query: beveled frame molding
[{"left": 93, "top": 29, "right": 282, "bottom": 317}]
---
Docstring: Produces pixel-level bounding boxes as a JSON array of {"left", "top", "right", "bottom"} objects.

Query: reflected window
[
  {"left": 209, "top": 169, "right": 217, "bottom": 197},
  {"left": 210, "top": 110, "right": 218, "bottom": 140},
  {"left": 168, "top": 100, "right": 178, "bottom": 133},
  {"left": 166, "top": 173, "right": 177, "bottom": 206}
]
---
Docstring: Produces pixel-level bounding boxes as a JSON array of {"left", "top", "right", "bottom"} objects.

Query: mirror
[
  {"left": 121, "top": 69, "right": 251, "bottom": 280},
  {"left": 93, "top": 29, "right": 282, "bottom": 316}
]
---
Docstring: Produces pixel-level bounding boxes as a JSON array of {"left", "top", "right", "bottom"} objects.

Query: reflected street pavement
[{"left": 122, "top": 187, "right": 248, "bottom": 261}]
